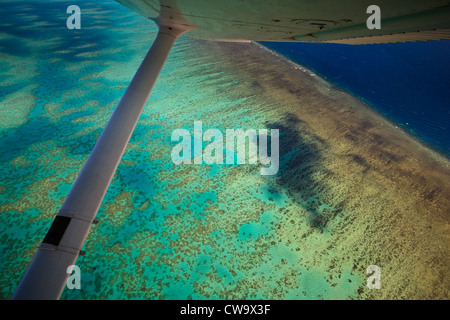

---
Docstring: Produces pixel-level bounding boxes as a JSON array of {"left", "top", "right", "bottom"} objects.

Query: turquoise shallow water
[{"left": 1, "top": 1, "right": 449, "bottom": 300}]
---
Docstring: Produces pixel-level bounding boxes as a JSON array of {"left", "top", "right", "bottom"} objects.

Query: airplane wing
[
  {"left": 12, "top": 0, "right": 450, "bottom": 300},
  {"left": 116, "top": 0, "right": 450, "bottom": 44}
]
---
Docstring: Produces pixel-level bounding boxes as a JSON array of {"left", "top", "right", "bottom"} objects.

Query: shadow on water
[{"left": 264, "top": 112, "right": 343, "bottom": 232}]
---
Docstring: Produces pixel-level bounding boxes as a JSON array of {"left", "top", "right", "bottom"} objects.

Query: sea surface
[
  {"left": 261, "top": 40, "right": 450, "bottom": 158},
  {"left": 0, "top": 1, "right": 449, "bottom": 300}
]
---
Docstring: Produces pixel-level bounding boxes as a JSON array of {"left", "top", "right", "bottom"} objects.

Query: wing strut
[{"left": 12, "top": 19, "right": 193, "bottom": 300}]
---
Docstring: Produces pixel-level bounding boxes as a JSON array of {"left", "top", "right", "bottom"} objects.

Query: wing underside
[{"left": 116, "top": 0, "right": 450, "bottom": 44}]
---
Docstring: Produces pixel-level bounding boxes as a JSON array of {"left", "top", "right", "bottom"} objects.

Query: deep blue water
[{"left": 261, "top": 41, "right": 450, "bottom": 157}]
